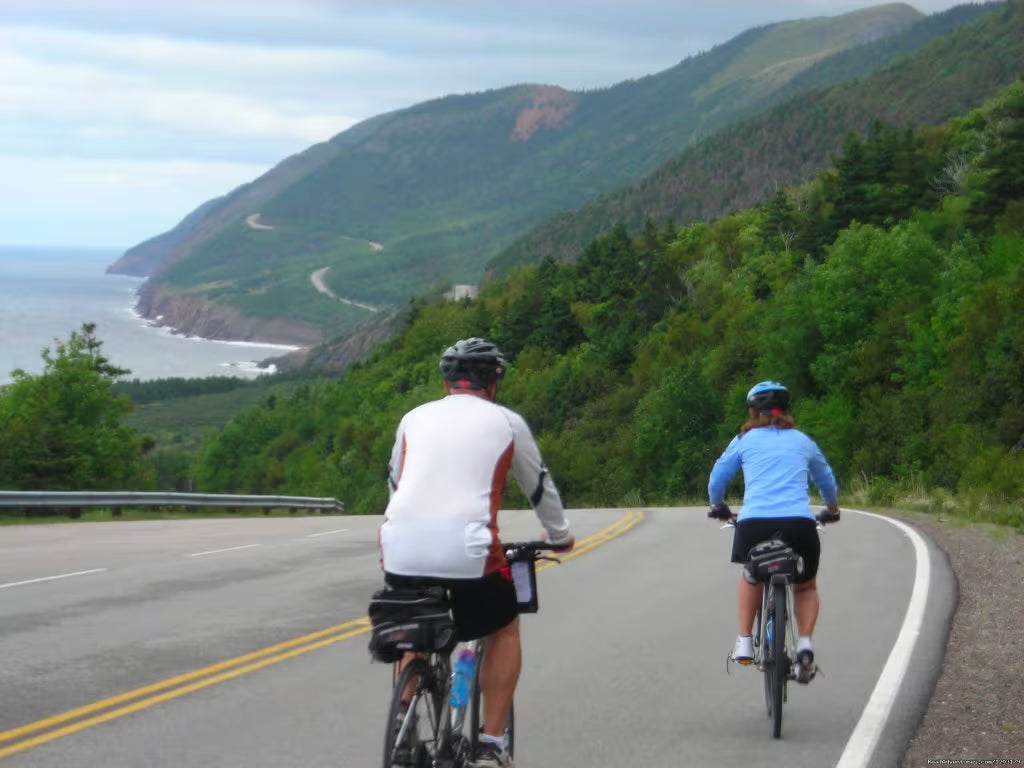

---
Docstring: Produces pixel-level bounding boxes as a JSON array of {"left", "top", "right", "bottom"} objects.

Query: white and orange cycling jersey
[{"left": 379, "top": 392, "right": 571, "bottom": 579}]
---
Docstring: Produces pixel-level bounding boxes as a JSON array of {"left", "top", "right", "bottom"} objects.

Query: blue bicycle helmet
[{"left": 746, "top": 380, "right": 790, "bottom": 413}]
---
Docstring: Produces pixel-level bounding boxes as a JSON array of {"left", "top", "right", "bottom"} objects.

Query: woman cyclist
[{"left": 707, "top": 380, "right": 840, "bottom": 683}]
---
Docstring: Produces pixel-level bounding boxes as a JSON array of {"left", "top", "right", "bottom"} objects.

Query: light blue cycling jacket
[{"left": 708, "top": 427, "right": 838, "bottom": 521}]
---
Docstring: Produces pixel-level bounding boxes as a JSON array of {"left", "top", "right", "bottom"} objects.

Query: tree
[
  {"left": 0, "top": 323, "right": 147, "bottom": 490},
  {"left": 971, "top": 82, "right": 1024, "bottom": 228}
]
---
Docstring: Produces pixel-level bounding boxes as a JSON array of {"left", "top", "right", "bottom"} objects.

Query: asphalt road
[{"left": 0, "top": 507, "right": 953, "bottom": 767}]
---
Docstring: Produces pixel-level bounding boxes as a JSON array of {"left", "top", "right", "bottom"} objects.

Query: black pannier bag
[
  {"left": 367, "top": 585, "right": 457, "bottom": 663},
  {"left": 743, "top": 538, "right": 804, "bottom": 584}
]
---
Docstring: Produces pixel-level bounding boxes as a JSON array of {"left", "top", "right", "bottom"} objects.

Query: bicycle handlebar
[
  {"left": 502, "top": 540, "right": 566, "bottom": 562},
  {"left": 708, "top": 505, "right": 841, "bottom": 526}
]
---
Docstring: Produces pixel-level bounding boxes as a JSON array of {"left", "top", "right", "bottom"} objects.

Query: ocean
[{"left": 0, "top": 246, "right": 300, "bottom": 385}]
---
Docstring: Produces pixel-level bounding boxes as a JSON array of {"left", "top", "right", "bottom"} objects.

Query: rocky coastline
[{"left": 135, "top": 282, "right": 323, "bottom": 350}]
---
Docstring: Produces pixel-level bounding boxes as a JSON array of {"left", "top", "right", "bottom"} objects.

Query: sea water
[{"left": 0, "top": 246, "right": 300, "bottom": 385}]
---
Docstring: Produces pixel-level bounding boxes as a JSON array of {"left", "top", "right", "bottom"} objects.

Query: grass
[{"left": 843, "top": 472, "right": 1024, "bottom": 531}]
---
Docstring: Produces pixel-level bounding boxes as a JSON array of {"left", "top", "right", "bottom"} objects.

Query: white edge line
[
  {"left": 188, "top": 544, "right": 261, "bottom": 558},
  {"left": 835, "top": 509, "right": 931, "bottom": 768},
  {"left": 0, "top": 568, "right": 108, "bottom": 589},
  {"left": 305, "top": 528, "right": 349, "bottom": 538}
]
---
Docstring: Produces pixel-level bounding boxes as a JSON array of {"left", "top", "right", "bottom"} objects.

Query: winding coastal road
[
  {"left": 243, "top": 213, "right": 382, "bottom": 314},
  {"left": 0, "top": 508, "right": 953, "bottom": 766},
  {"left": 309, "top": 267, "right": 379, "bottom": 313}
]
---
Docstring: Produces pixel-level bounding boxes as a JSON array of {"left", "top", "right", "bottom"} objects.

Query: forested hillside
[
  {"left": 490, "top": 0, "right": 1018, "bottom": 272},
  {"left": 108, "top": 4, "right": 980, "bottom": 344},
  {"left": 187, "top": 79, "right": 1024, "bottom": 528}
]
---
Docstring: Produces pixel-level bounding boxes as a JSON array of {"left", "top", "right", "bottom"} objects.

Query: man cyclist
[
  {"left": 379, "top": 337, "right": 574, "bottom": 768},
  {"left": 708, "top": 380, "right": 840, "bottom": 683}
]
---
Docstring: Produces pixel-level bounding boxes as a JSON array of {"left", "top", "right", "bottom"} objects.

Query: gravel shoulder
[{"left": 894, "top": 511, "right": 1024, "bottom": 766}]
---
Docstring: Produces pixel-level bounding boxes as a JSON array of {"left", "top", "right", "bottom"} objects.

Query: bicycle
[
  {"left": 710, "top": 505, "right": 840, "bottom": 739},
  {"left": 377, "top": 541, "right": 560, "bottom": 768}
]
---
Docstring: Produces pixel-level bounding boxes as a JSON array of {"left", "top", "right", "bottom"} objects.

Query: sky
[{"left": 0, "top": 0, "right": 973, "bottom": 251}]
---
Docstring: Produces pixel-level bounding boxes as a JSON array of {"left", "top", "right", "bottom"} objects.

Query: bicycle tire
[
  {"left": 383, "top": 658, "right": 440, "bottom": 768},
  {"left": 770, "top": 582, "right": 787, "bottom": 739},
  {"left": 754, "top": 606, "right": 771, "bottom": 717},
  {"left": 761, "top": 601, "right": 774, "bottom": 720},
  {"left": 469, "top": 649, "right": 515, "bottom": 759}
]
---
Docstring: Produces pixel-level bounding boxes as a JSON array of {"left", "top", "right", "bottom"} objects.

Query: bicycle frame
[
  {"left": 382, "top": 541, "right": 556, "bottom": 767},
  {"left": 719, "top": 518, "right": 822, "bottom": 740},
  {"left": 389, "top": 639, "right": 484, "bottom": 766},
  {"left": 752, "top": 576, "right": 797, "bottom": 673}
]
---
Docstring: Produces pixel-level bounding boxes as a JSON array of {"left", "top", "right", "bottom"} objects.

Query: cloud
[
  {"left": 0, "top": 155, "right": 270, "bottom": 247},
  {"left": 0, "top": 29, "right": 361, "bottom": 148},
  {"left": 0, "top": 0, "right": 973, "bottom": 247}
]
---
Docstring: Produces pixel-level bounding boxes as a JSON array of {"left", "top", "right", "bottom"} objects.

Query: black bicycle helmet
[
  {"left": 439, "top": 338, "right": 506, "bottom": 388},
  {"left": 746, "top": 380, "right": 790, "bottom": 413}
]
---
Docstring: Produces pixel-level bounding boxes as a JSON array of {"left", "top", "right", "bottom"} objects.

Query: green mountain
[
  {"left": 110, "top": 3, "right": 966, "bottom": 345},
  {"left": 490, "top": 0, "right": 1018, "bottom": 273},
  {"left": 184, "top": 76, "right": 1024, "bottom": 526}
]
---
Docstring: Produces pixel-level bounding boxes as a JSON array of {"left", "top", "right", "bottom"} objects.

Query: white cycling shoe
[{"left": 732, "top": 635, "right": 754, "bottom": 665}]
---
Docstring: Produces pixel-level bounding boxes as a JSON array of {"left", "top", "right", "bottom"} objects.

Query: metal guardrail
[{"left": 0, "top": 491, "right": 345, "bottom": 516}]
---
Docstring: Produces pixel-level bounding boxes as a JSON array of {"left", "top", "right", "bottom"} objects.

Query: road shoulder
[{"left": 895, "top": 511, "right": 1024, "bottom": 767}]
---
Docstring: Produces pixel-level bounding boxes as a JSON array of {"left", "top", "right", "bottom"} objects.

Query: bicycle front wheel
[
  {"left": 469, "top": 656, "right": 515, "bottom": 758},
  {"left": 383, "top": 658, "right": 441, "bottom": 768},
  {"left": 770, "top": 582, "right": 787, "bottom": 739}
]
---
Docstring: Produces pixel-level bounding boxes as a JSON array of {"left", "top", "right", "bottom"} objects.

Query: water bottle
[
  {"left": 449, "top": 647, "right": 477, "bottom": 709},
  {"left": 766, "top": 615, "right": 774, "bottom": 648}
]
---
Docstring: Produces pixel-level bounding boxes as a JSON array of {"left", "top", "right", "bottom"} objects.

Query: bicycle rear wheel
[
  {"left": 469, "top": 652, "right": 515, "bottom": 758},
  {"left": 383, "top": 658, "right": 441, "bottom": 768},
  {"left": 770, "top": 582, "right": 787, "bottom": 739}
]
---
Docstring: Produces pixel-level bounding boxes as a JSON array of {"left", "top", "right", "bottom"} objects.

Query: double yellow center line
[{"left": 0, "top": 508, "right": 643, "bottom": 759}]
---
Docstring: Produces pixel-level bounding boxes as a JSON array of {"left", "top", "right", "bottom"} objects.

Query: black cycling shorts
[
  {"left": 730, "top": 516, "right": 821, "bottom": 584},
  {"left": 384, "top": 567, "right": 518, "bottom": 642}
]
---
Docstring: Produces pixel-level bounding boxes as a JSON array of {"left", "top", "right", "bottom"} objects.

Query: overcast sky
[{"left": 0, "top": 0, "right": 972, "bottom": 250}]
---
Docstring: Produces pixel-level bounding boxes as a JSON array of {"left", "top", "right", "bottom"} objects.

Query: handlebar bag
[{"left": 510, "top": 558, "right": 539, "bottom": 614}]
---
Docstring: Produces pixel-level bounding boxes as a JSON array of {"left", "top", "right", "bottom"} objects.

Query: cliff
[
  {"left": 136, "top": 283, "right": 322, "bottom": 347},
  {"left": 266, "top": 310, "right": 400, "bottom": 375}
]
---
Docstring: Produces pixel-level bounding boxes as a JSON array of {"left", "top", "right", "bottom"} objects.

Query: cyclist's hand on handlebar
[
  {"left": 708, "top": 503, "right": 733, "bottom": 521},
  {"left": 817, "top": 506, "right": 841, "bottom": 524}
]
